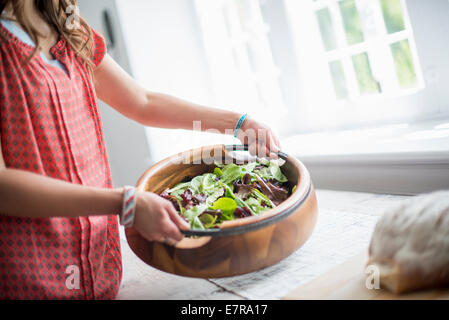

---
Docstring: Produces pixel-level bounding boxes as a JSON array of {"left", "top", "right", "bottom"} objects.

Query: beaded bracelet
[
  {"left": 233, "top": 113, "right": 248, "bottom": 138},
  {"left": 120, "top": 186, "right": 137, "bottom": 228}
]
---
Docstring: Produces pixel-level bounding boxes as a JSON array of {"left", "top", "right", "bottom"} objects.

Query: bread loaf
[{"left": 368, "top": 191, "right": 449, "bottom": 294}]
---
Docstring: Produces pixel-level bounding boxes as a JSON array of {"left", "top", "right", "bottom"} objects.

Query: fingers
[
  {"left": 265, "top": 135, "right": 280, "bottom": 159},
  {"left": 155, "top": 202, "right": 187, "bottom": 242},
  {"left": 248, "top": 142, "right": 258, "bottom": 156},
  {"left": 237, "top": 118, "right": 281, "bottom": 157},
  {"left": 248, "top": 138, "right": 278, "bottom": 159},
  {"left": 165, "top": 201, "right": 190, "bottom": 230},
  {"left": 274, "top": 134, "right": 281, "bottom": 150},
  {"left": 134, "top": 193, "right": 187, "bottom": 243},
  {"left": 259, "top": 145, "right": 271, "bottom": 158},
  {"left": 268, "top": 133, "right": 280, "bottom": 154},
  {"left": 160, "top": 215, "right": 184, "bottom": 242},
  {"left": 249, "top": 142, "right": 276, "bottom": 158}
]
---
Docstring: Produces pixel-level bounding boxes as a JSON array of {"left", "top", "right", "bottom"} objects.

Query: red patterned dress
[{"left": 0, "top": 24, "right": 122, "bottom": 299}]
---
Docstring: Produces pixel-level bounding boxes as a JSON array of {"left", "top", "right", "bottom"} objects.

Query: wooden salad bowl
[{"left": 125, "top": 144, "right": 318, "bottom": 278}]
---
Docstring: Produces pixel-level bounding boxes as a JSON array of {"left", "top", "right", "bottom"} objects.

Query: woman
[{"left": 0, "top": 0, "right": 280, "bottom": 299}]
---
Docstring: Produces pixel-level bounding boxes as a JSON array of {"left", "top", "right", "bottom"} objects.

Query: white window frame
[
  {"left": 283, "top": 0, "right": 449, "bottom": 131},
  {"left": 313, "top": 0, "right": 423, "bottom": 97},
  {"left": 194, "top": 0, "right": 287, "bottom": 127},
  {"left": 279, "top": 0, "right": 449, "bottom": 194}
]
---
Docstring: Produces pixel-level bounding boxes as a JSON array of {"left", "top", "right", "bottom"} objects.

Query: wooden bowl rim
[{"left": 135, "top": 144, "right": 311, "bottom": 237}]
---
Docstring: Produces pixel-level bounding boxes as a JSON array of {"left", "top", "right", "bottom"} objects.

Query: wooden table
[{"left": 116, "top": 189, "right": 410, "bottom": 300}]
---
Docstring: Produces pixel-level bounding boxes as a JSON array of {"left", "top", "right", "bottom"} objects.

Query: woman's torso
[{"left": 0, "top": 20, "right": 122, "bottom": 299}]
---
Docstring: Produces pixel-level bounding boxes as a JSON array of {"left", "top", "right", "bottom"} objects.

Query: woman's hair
[{"left": 0, "top": 0, "right": 94, "bottom": 69}]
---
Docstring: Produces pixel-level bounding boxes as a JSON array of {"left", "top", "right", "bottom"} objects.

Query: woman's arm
[
  {"left": 0, "top": 136, "right": 123, "bottom": 217},
  {"left": 0, "top": 136, "right": 188, "bottom": 241},
  {"left": 0, "top": 168, "right": 123, "bottom": 219},
  {"left": 94, "top": 55, "right": 281, "bottom": 156}
]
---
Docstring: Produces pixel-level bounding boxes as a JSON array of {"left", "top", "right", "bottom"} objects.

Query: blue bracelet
[{"left": 234, "top": 114, "right": 248, "bottom": 138}]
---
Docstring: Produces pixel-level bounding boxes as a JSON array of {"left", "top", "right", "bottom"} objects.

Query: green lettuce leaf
[
  {"left": 253, "top": 160, "right": 287, "bottom": 183},
  {"left": 222, "top": 184, "right": 256, "bottom": 215},
  {"left": 269, "top": 161, "right": 288, "bottom": 182},
  {"left": 221, "top": 163, "right": 242, "bottom": 185},
  {"left": 211, "top": 197, "right": 237, "bottom": 216},
  {"left": 166, "top": 181, "right": 190, "bottom": 194},
  {"left": 244, "top": 197, "right": 269, "bottom": 214},
  {"left": 213, "top": 167, "right": 223, "bottom": 177},
  {"left": 252, "top": 188, "right": 275, "bottom": 208},
  {"left": 183, "top": 203, "right": 209, "bottom": 229},
  {"left": 199, "top": 214, "right": 217, "bottom": 228},
  {"left": 164, "top": 160, "right": 289, "bottom": 230}
]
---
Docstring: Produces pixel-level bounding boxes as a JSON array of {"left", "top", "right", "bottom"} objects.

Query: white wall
[
  {"left": 116, "top": 0, "right": 238, "bottom": 163},
  {"left": 79, "top": 0, "right": 239, "bottom": 186},
  {"left": 79, "top": 0, "right": 153, "bottom": 187}
]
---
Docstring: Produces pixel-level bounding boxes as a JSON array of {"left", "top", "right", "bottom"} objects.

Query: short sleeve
[{"left": 91, "top": 28, "right": 107, "bottom": 67}]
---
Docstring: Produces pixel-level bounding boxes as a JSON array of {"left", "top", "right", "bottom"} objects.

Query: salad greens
[{"left": 160, "top": 160, "right": 291, "bottom": 230}]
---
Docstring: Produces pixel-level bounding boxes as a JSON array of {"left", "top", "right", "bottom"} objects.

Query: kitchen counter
[{"left": 116, "top": 189, "right": 410, "bottom": 300}]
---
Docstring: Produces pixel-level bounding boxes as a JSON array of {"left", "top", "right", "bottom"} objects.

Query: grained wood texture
[{"left": 125, "top": 144, "right": 318, "bottom": 278}]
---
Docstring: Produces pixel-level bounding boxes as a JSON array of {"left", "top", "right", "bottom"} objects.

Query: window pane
[
  {"left": 339, "top": 0, "right": 364, "bottom": 45},
  {"left": 316, "top": 7, "right": 337, "bottom": 51},
  {"left": 234, "top": 0, "right": 251, "bottom": 30},
  {"left": 246, "top": 41, "right": 261, "bottom": 72},
  {"left": 232, "top": 48, "right": 240, "bottom": 69},
  {"left": 223, "top": 6, "right": 234, "bottom": 37},
  {"left": 352, "top": 52, "right": 380, "bottom": 94},
  {"left": 380, "top": 0, "right": 405, "bottom": 34},
  {"left": 329, "top": 60, "right": 348, "bottom": 100},
  {"left": 390, "top": 39, "right": 417, "bottom": 88}
]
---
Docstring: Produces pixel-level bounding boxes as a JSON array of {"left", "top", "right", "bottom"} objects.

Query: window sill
[{"left": 282, "top": 118, "right": 449, "bottom": 195}]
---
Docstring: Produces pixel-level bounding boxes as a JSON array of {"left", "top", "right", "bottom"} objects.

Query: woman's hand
[
  {"left": 237, "top": 116, "right": 281, "bottom": 158},
  {"left": 133, "top": 191, "right": 190, "bottom": 243}
]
